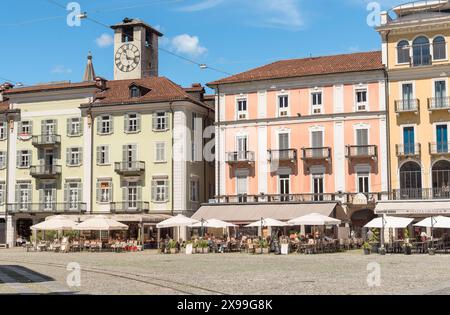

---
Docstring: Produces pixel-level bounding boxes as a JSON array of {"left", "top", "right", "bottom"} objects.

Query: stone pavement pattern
[{"left": 1, "top": 249, "right": 450, "bottom": 295}]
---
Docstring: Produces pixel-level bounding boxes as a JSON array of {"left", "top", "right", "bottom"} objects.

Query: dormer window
[{"left": 130, "top": 86, "right": 141, "bottom": 98}]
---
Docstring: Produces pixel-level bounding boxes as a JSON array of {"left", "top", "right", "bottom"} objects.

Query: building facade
[
  {"left": 376, "top": 1, "right": 450, "bottom": 217},
  {"left": 198, "top": 52, "right": 389, "bottom": 233},
  {"left": 0, "top": 18, "right": 214, "bottom": 247}
]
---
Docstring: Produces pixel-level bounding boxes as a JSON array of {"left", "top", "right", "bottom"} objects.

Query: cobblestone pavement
[{"left": 0, "top": 248, "right": 450, "bottom": 295}]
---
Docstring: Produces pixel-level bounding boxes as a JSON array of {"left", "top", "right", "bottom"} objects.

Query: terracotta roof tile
[
  {"left": 91, "top": 76, "right": 204, "bottom": 106},
  {"left": 208, "top": 51, "right": 383, "bottom": 85},
  {"left": 3, "top": 81, "right": 98, "bottom": 95}
]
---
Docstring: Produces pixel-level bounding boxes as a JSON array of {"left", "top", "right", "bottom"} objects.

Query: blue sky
[{"left": 0, "top": 0, "right": 405, "bottom": 90}]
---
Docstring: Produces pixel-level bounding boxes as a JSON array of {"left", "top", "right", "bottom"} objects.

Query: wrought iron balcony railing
[
  {"left": 30, "top": 165, "right": 62, "bottom": 178},
  {"left": 345, "top": 145, "right": 377, "bottom": 159},
  {"left": 7, "top": 203, "right": 86, "bottom": 214},
  {"left": 268, "top": 149, "right": 297, "bottom": 162},
  {"left": 396, "top": 143, "right": 421, "bottom": 157},
  {"left": 301, "top": 147, "right": 331, "bottom": 160},
  {"left": 390, "top": 188, "right": 450, "bottom": 201},
  {"left": 215, "top": 193, "right": 338, "bottom": 204},
  {"left": 110, "top": 202, "right": 150, "bottom": 213},
  {"left": 226, "top": 151, "right": 255, "bottom": 164},
  {"left": 429, "top": 142, "right": 450, "bottom": 155},
  {"left": 114, "top": 161, "right": 146, "bottom": 175},
  {"left": 428, "top": 97, "right": 450, "bottom": 111},
  {"left": 395, "top": 99, "right": 419, "bottom": 113},
  {"left": 32, "top": 134, "right": 61, "bottom": 147}
]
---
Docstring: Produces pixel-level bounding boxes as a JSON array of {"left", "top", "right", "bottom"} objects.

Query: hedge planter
[
  {"left": 170, "top": 248, "right": 178, "bottom": 254},
  {"left": 262, "top": 248, "right": 269, "bottom": 254}
]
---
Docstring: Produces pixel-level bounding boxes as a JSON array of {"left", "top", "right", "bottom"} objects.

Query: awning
[
  {"left": 46, "top": 213, "right": 172, "bottom": 223},
  {"left": 375, "top": 200, "right": 450, "bottom": 216},
  {"left": 192, "top": 202, "right": 346, "bottom": 224}
]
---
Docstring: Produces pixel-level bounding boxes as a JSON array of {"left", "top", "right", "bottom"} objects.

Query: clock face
[{"left": 115, "top": 43, "right": 141, "bottom": 72}]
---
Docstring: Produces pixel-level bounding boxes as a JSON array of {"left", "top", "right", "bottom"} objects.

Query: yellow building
[
  {"left": 376, "top": 1, "right": 450, "bottom": 217},
  {"left": 0, "top": 18, "right": 215, "bottom": 247}
]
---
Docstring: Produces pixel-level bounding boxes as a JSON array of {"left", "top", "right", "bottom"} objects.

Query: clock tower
[{"left": 111, "top": 18, "right": 163, "bottom": 80}]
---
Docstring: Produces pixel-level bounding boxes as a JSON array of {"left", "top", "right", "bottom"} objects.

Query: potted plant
[
  {"left": 428, "top": 247, "right": 436, "bottom": 255},
  {"left": 259, "top": 239, "right": 269, "bottom": 254},
  {"left": 168, "top": 240, "right": 178, "bottom": 254},
  {"left": 192, "top": 241, "right": 199, "bottom": 254},
  {"left": 199, "top": 240, "right": 210, "bottom": 254},
  {"left": 369, "top": 229, "right": 379, "bottom": 253},
  {"left": 362, "top": 242, "right": 371, "bottom": 255},
  {"left": 403, "top": 242, "right": 412, "bottom": 255}
]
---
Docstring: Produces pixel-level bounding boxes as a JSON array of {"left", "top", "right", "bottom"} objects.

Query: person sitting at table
[{"left": 420, "top": 231, "right": 429, "bottom": 242}]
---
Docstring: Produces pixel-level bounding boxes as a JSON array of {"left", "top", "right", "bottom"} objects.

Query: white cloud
[
  {"left": 170, "top": 34, "right": 208, "bottom": 57},
  {"left": 253, "top": 0, "right": 304, "bottom": 31},
  {"left": 51, "top": 65, "right": 72, "bottom": 74},
  {"left": 178, "top": 0, "right": 224, "bottom": 12},
  {"left": 95, "top": 33, "right": 114, "bottom": 48}
]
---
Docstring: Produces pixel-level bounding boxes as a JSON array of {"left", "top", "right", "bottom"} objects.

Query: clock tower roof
[{"left": 110, "top": 18, "right": 163, "bottom": 37}]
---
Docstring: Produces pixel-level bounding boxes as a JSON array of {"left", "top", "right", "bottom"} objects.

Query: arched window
[
  {"left": 433, "top": 36, "right": 446, "bottom": 60},
  {"left": 397, "top": 40, "right": 410, "bottom": 64},
  {"left": 412, "top": 36, "right": 430, "bottom": 66},
  {"left": 432, "top": 160, "right": 450, "bottom": 198},
  {"left": 399, "top": 162, "right": 422, "bottom": 199}
]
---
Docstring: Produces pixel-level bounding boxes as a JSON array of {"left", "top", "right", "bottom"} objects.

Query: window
[
  {"left": 278, "top": 95, "right": 289, "bottom": 117},
  {"left": 412, "top": 36, "right": 431, "bottom": 66},
  {"left": 311, "top": 92, "right": 323, "bottom": 114},
  {"left": 312, "top": 174, "right": 324, "bottom": 201},
  {"left": 397, "top": 40, "right": 410, "bottom": 64},
  {"left": 16, "top": 183, "right": 31, "bottom": 209},
  {"left": 237, "top": 99, "right": 248, "bottom": 120},
  {"left": 403, "top": 126, "right": 415, "bottom": 155},
  {"left": 153, "top": 112, "right": 168, "bottom": 131},
  {"left": 152, "top": 178, "right": 169, "bottom": 202},
  {"left": 355, "top": 89, "right": 368, "bottom": 111},
  {"left": 311, "top": 130, "right": 324, "bottom": 158},
  {"left": 19, "top": 121, "right": 32, "bottom": 137},
  {"left": 65, "top": 181, "right": 82, "bottom": 209},
  {"left": 17, "top": 150, "right": 31, "bottom": 168},
  {"left": 67, "top": 147, "right": 82, "bottom": 166},
  {"left": 433, "top": 36, "right": 446, "bottom": 60},
  {"left": 357, "top": 172, "right": 370, "bottom": 194},
  {"left": 155, "top": 142, "right": 166, "bottom": 163},
  {"left": 125, "top": 113, "right": 140, "bottom": 133},
  {"left": 402, "top": 83, "right": 414, "bottom": 109},
  {"left": 67, "top": 117, "right": 82, "bottom": 136},
  {"left": 190, "top": 178, "right": 199, "bottom": 202},
  {"left": 0, "top": 121, "right": 6, "bottom": 140},
  {"left": 40, "top": 184, "right": 56, "bottom": 210},
  {"left": 97, "top": 180, "right": 112, "bottom": 203},
  {"left": 0, "top": 182, "right": 5, "bottom": 205},
  {"left": 279, "top": 174, "right": 290, "bottom": 201},
  {"left": 42, "top": 119, "right": 56, "bottom": 135},
  {"left": 96, "top": 145, "right": 110, "bottom": 165},
  {"left": 236, "top": 175, "right": 248, "bottom": 202},
  {"left": 97, "top": 115, "right": 113, "bottom": 135},
  {"left": 434, "top": 80, "right": 447, "bottom": 108},
  {"left": 122, "top": 144, "right": 137, "bottom": 163},
  {"left": 0, "top": 151, "right": 6, "bottom": 169},
  {"left": 236, "top": 136, "right": 248, "bottom": 160},
  {"left": 356, "top": 128, "right": 369, "bottom": 155},
  {"left": 124, "top": 182, "right": 141, "bottom": 209},
  {"left": 130, "top": 86, "right": 141, "bottom": 98},
  {"left": 436, "top": 124, "right": 448, "bottom": 153}
]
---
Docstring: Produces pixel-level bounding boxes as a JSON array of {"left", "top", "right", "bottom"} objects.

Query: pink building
[{"left": 196, "top": 51, "right": 388, "bottom": 232}]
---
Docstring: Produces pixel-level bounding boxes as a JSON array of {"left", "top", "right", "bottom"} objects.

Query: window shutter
[
  {"left": 18, "top": 121, "right": 22, "bottom": 134},
  {"left": 79, "top": 118, "right": 83, "bottom": 135},
  {"left": 29, "top": 121, "right": 33, "bottom": 135},
  {"left": 52, "top": 188, "right": 57, "bottom": 203},
  {"left": 124, "top": 114, "right": 129, "bottom": 132},
  {"left": 136, "top": 113, "right": 141, "bottom": 132},
  {"left": 16, "top": 151, "right": 20, "bottom": 168},
  {"left": 39, "top": 188, "right": 44, "bottom": 205},
  {"left": 109, "top": 116, "right": 114, "bottom": 134},
  {"left": 152, "top": 113, "right": 156, "bottom": 130},
  {"left": 110, "top": 182, "right": 113, "bottom": 202},
  {"left": 122, "top": 145, "right": 127, "bottom": 163},
  {"left": 165, "top": 180, "right": 170, "bottom": 201},
  {"left": 79, "top": 148, "right": 83, "bottom": 165},
  {"left": 97, "top": 117, "right": 102, "bottom": 134},
  {"left": 96, "top": 146, "right": 101, "bottom": 164},
  {"left": 78, "top": 183, "right": 83, "bottom": 204},
  {"left": 15, "top": 184, "right": 20, "bottom": 205},
  {"left": 53, "top": 120, "right": 58, "bottom": 135},
  {"left": 105, "top": 146, "right": 110, "bottom": 164},
  {"left": 64, "top": 182, "right": 69, "bottom": 204},
  {"left": 66, "top": 118, "right": 71, "bottom": 135},
  {"left": 132, "top": 145, "right": 137, "bottom": 161},
  {"left": 29, "top": 151, "right": 32, "bottom": 168},
  {"left": 41, "top": 120, "right": 45, "bottom": 135},
  {"left": 66, "top": 148, "right": 71, "bottom": 166},
  {"left": 96, "top": 182, "right": 101, "bottom": 203},
  {"left": 122, "top": 187, "right": 128, "bottom": 202},
  {"left": 137, "top": 186, "right": 142, "bottom": 202}
]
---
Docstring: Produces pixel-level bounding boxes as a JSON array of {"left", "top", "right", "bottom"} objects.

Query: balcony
[
  {"left": 114, "top": 161, "right": 146, "bottom": 176},
  {"left": 226, "top": 151, "right": 255, "bottom": 164},
  {"left": 390, "top": 188, "right": 450, "bottom": 201},
  {"left": 346, "top": 145, "right": 377, "bottom": 159},
  {"left": 395, "top": 99, "right": 419, "bottom": 115},
  {"left": 301, "top": 147, "right": 331, "bottom": 161},
  {"left": 110, "top": 202, "right": 150, "bottom": 213},
  {"left": 428, "top": 97, "right": 450, "bottom": 112},
  {"left": 215, "top": 193, "right": 338, "bottom": 204},
  {"left": 30, "top": 165, "right": 62, "bottom": 179},
  {"left": 396, "top": 143, "right": 421, "bottom": 158},
  {"left": 429, "top": 142, "right": 450, "bottom": 155},
  {"left": 32, "top": 134, "right": 61, "bottom": 147},
  {"left": 7, "top": 203, "right": 86, "bottom": 214},
  {"left": 268, "top": 149, "right": 297, "bottom": 163}
]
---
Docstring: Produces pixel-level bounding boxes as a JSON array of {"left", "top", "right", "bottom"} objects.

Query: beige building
[{"left": 0, "top": 18, "right": 214, "bottom": 247}]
